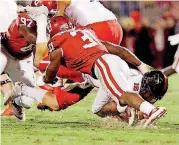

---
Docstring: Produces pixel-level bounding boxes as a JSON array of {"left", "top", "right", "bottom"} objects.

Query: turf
[{"left": 1, "top": 74, "right": 179, "bottom": 145}]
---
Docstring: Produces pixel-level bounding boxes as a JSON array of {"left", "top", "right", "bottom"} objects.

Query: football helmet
[
  {"left": 47, "top": 16, "right": 74, "bottom": 37},
  {"left": 139, "top": 70, "right": 168, "bottom": 103},
  {"left": 31, "top": 0, "right": 58, "bottom": 15}
]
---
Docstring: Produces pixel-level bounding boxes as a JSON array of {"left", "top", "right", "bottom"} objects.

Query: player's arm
[
  {"left": 19, "top": 25, "right": 36, "bottom": 44},
  {"left": 25, "top": 6, "right": 49, "bottom": 67},
  {"left": 57, "top": 0, "right": 71, "bottom": 16},
  {"left": 102, "top": 41, "right": 152, "bottom": 74},
  {"left": 162, "top": 66, "right": 176, "bottom": 77},
  {"left": 35, "top": 42, "right": 48, "bottom": 68},
  {"left": 34, "top": 13, "right": 49, "bottom": 68},
  {"left": 44, "top": 48, "right": 62, "bottom": 83}
]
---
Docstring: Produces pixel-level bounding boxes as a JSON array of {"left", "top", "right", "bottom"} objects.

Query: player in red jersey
[
  {"left": 4, "top": 16, "right": 168, "bottom": 128},
  {"left": 33, "top": 0, "right": 124, "bottom": 72},
  {"left": 0, "top": 6, "right": 49, "bottom": 120}
]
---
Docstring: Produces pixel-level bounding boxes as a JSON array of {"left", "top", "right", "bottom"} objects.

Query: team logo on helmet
[{"left": 48, "top": 16, "right": 74, "bottom": 37}]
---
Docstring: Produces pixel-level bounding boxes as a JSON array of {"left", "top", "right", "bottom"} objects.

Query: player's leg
[
  {"left": 92, "top": 87, "right": 119, "bottom": 117},
  {"left": 92, "top": 85, "right": 133, "bottom": 123},
  {"left": 94, "top": 54, "right": 166, "bottom": 127},
  {"left": 38, "top": 55, "right": 50, "bottom": 72},
  {"left": 1, "top": 51, "right": 29, "bottom": 120},
  {"left": 0, "top": 73, "right": 14, "bottom": 116},
  {"left": 0, "top": 49, "right": 14, "bottom": 116},
  {"left": 87, "top": 20, "right": 123, "bottom": 45},
  {"left": 4, "top": 82, "right": 82, "bottom": 111},
  {"left": 13, "top": 54, "right": 36, "bottom": 109}
]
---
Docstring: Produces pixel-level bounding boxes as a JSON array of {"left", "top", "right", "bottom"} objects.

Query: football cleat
[
  {"left": 12, "top": 101, "right": 26, "bottom": 121},
  {"left": 143, "top": 107, "right": 166, "bottom": 128},
  {"left": 4, "top": 82, "right": 25, "bottom": 105}
]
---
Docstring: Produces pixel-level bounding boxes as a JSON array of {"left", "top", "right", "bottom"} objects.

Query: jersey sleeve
[{"left": 47, "top": 32, "right": 68, "bottom": 53}]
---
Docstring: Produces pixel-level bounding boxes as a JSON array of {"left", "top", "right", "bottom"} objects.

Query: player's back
[
  {"left": 48, "top": 29, "right": 108, "bottom": 74},
  {"left": 65, "top": 0, "right": 116, "bottom": 26},
  {"left": 5, "top": 13, "right": 36, "bottom": 58}
]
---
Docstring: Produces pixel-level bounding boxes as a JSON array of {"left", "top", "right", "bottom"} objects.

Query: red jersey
[
  {"left": 48, "top": 29, "right": 108, "bottom": 74},
  {"left": 5, "top": 13, "right": 36, "bottom": 59}
]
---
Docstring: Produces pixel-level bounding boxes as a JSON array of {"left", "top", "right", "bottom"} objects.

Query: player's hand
[
  {"left": 61, "top": 80, "right": 90, "bottom": 91},
  {"left": 61, "top": 83, "right": 79, "bottom": 91},
  {"left": 168, "top": 34, "right": 179, "bottom": 46},
  {"left": 17, "top": 6, "right": 26, "bottom": 13},
  {"left": 26, "top": 6, "right": 49, "bottom": 21},
  {"left": 137, "top": 62, "right": 154, "bottom": 74}
]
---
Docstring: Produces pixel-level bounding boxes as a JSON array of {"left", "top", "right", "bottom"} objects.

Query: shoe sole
[{"left": 143, "top": 108, "right": 167, "bottom": 128}]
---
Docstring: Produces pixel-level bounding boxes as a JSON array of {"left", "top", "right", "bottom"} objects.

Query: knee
[
  {"left": 19, "top": 96, "right": 35, "bottom": 109},
  {"left": 0, "top": 52, "right": 8, "bottom": 74}
]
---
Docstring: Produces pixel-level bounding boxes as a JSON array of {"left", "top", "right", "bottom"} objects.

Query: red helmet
[
  {"left": 47, "top": 16, "right": 74, "bottom": 37},
  {"left": 31, "top": 0, "right": 58, "bottom": 15}
]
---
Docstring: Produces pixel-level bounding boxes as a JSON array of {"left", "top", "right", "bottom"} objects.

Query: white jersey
[
  {"left": 65, "top": 0, "right": 116, "bottom": 26},
  {"left": 129, "top": 69, "right": 143, "bottom": 94},
  {"left": 172, "top": 46, "right": 179, "bottom": 73}
]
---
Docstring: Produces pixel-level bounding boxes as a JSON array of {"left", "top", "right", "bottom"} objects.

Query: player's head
[
  {"left": 31, "top": 0, "right": 58, "bottom": 16},
  {"left": 47, "top": 16, "right": 74, "bottom": 37},
  {"left": 139, "top": 70, "right": 168, "bottom": 104}
]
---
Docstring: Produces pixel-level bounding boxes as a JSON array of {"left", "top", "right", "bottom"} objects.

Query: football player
[
  {"left": 36, "top": 65, "right": 168, "bottom": 126},
  {"left": 4, "top": 16, "right": 168, "bottom": 128},
  {"left": 0, "top": 6, "right": 49, "bottom": 120}
]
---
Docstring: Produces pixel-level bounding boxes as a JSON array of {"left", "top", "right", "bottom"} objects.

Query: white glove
[
  {"left": 25, "top": 6, "right": 49, "bottom": 21},
  {"left": 82, "top": 73, "right": 100, "bottom": 88},
  {"left": 36, "top": 73, "right": 63, "bottom": 87},
  {"left": 137, "top": 62, "right": 153, "bottom": 74},
  {"left": 17, "top": 5, "right": 26, "bottom": 13},
  {"left": 168, "top": 34, "right": 179, "bottom": 46},
  {"left": 61, "top": 80, "right": 90, "bottom": 91}
]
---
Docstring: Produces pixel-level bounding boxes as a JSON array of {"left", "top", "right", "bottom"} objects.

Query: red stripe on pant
[
  {"left": 99, "top": 57, "right": 124, "bottom": 94},
  {"left": 95, "top": 60, "right": 121, "bottom": 99}
]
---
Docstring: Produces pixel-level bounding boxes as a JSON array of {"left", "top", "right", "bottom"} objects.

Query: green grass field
[{"left": 1, "top": 74, "right": 179, "bottom": 145}]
